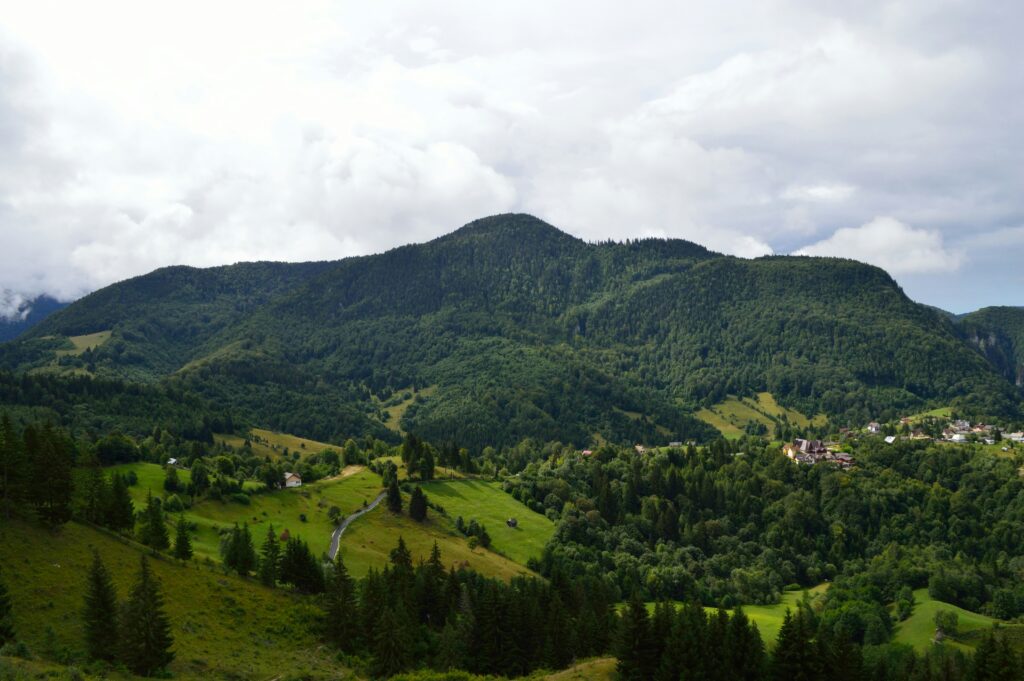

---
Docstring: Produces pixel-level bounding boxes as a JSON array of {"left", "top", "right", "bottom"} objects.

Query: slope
[{"left": 959, "top": 306, "right": 1024, "bottom": 387}]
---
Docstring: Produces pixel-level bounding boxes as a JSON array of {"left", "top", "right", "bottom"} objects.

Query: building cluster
[{"left": 783, "top": 439, "right": 854, "bottom": 468}]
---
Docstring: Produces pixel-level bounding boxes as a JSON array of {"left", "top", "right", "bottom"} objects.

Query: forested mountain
[
  {"left": 2, "top": 214, "right": 1020, "bottom": 448},
  {"left": 958, "top": 306, "right": 1024, "bottom": 387},
  {"left": 0, "top": 295, "right": 67, "bottom": 342}
]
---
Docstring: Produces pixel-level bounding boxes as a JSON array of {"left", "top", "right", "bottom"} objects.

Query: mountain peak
[{"left": 435, "top": 213, "right": 583, "bottom": 246}]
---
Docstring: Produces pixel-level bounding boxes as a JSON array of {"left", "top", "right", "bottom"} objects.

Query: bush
[
  {"left": 163, "top": 494, "right": 184, "bottom": 513},
  {"left": 230, "top": 493, "right": 251, "bottom": 506}
]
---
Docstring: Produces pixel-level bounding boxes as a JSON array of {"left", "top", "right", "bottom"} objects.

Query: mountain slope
[
  {"left": 4, "top": 214, "right": 1020, "bottom": 447},
  {"left": 959, "top": 306, "right": 1024, "bottom": 387},
  {"left": 0, "top": 294, "right": 68, "bottom": 342}
]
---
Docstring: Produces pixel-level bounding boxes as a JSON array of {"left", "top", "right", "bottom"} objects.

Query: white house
[
  {"left": 867, "top": 422, "right": 882, "bottom": 434},
  {"left": 284, "top": 472, "right": 302, "bottom": 488},
  {"left": 166, "top": 458, "right": 177, "bottom": 466},
  {"left": 884, "top": 436, "right": 897, "bottom": 444},
  {"left": 950, "top": 433, "right": 967, "bottom": 443}
]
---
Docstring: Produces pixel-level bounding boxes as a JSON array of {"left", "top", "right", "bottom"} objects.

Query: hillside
[
  {"left": 3, "top": 214, "right": 1021, "bottom": 448},
  {"left": 0, "top": 295, "right": 67, "bottom": 342},
  {"left": 959, "top": 306, "right": 1024, "bottom": 387}
]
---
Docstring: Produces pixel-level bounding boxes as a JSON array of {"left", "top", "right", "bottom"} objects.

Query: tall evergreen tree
[
  {"left": 172, "top": 515, "right": 193, "bottom": 561},
  {"left": 119, "top": 557, "right": 174, "bottom": 676},
  {"left": 615, "top": 592, "right": 656, "bottom": 681},
  {"left": 105, "top": 473, "right": 135, "bottom": 533},
  {"left": 371, "top": 604, "right": 413, "bottom": 677},
  {"left": 409, "top": 486, "right": 428, "bottom": 521},
  {"left": 138, "top": 491, "right": 169, "bottom": 550},
  {"left": 258, "top": 525, "right": 281, "bottom": 587},
  {"left": 324, "top": 552, "right": 359, "bottom": 653},
  {"left": 0, "top": 413, "right": 26, "bottom": 519},
  {"left": 0, "top": 566, "right": 15, "bottom": 645},
  {"left": 387, "top": 477, "right": 402, "bottom": 513},
  {"left": 26, "top": 424, "right": 74, "bottom": 527},
  {"left": 772, "top": 609, "right": 820, "bottom": 681},
  {"left": 83, "top": 550, "right": 119, "bottom": 661}
]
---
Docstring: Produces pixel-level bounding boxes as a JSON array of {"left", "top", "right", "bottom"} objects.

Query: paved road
[{"left": 328, "top": 491, "right": 386, "bottom": 559}]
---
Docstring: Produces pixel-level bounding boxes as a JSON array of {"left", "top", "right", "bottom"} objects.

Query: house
[
  {"left": 166, "top": 458, "right": 178, "bottom": 466},
  {"left": 284, "top": 472, "right": 302, "bottom": 488},
  {"left": 634, "top": 444, "right": 646, "bottom": 454},
  {"left": 884, "top": 435, "right": 897, "bottom": 444},
  {"left": 506, "top": 518, "right": 518, "bottom": 528},
  {"left": 669, "top": 441, "right": 683, "bottom": 447},
  {"left": 784, "top": 439, "right": 829, "bottom": 464},
  {"left": 950, "top": 433, "right": 967, "bottom": 443},
  {"left": 1009, "top": 432, "right": 1024, "bottom": 442},
  {"left": 581, "top": 449, "right": 594, "bottom": 457},
  {"left": 867, "top": 422, "right": 882, "bottom": 434}
]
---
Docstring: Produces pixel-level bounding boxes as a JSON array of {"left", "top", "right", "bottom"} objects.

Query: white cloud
[
  {"left": 0, "top": 290, "right": 28, "bottom": 320},
  {"left": 0, "top": 0, "right": 1020, "bottom": 307},
  {"left": 795, "top": 217, "right": 962, "bottom": 274}
]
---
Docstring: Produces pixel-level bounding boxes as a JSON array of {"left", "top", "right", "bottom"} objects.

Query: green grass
[
  {"left": 378, "top": 385, "right": 437, "bottom": 433},
  {"left": 0, "top": 519, "right": 350, "bottom": 680},
  {"left": 535, "top": 657, "right": 617, "bottom": 680},
  {"left": 726, "top": 584, "right": 829, "bottom": 645},
  {"left": 419, "top": 479, "right": 555, "bottom": 566},
  {"left": 54, "top": 330, "right": 112, "bottom": 357},
  {"left": 695, "top": 393, "right": 824, "bottom": 439},
  {"left": 338, "top": 500, "right": 539, "bottom": 581},
  {"left": 894, "top": 589, "right": 1008, "bottom": 652},
  {"left": 214, "top": 427, "right": 341, "bottom": 462},
  {"left": 109, "top": 463, "right": 380, "bottom": 563}
]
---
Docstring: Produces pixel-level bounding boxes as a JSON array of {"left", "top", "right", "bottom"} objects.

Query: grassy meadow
[
  {"left": 214, "top": 427, "right": 340, "bottom": 462},
  {"left": 0, "top": 520, "right": 349, "bottom": 680},
  {"left": 695, "top": 392, "right": 824, "bottom": 439},
  {"left": 893, "top": 589, "right": 1010, "bottom": 652},
  {"left": 419, "top": 479, "right": 555, "bottom": 565}
]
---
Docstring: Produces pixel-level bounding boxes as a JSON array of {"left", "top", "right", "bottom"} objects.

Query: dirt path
[{"left": 328, "top": 490, "right": 386, "bottom": 559}]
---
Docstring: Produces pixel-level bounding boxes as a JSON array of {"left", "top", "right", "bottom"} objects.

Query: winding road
[{"left": 328, "top": 491, "right": 386, "bottom": 559}]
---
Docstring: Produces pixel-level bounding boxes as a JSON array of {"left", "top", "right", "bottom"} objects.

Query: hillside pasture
[
  {"left": 55, "top": 330, "right": 112, "bottom": 357},
  {"left": 419, "top": 479, "right": 555, "bottom": 565},
  {"left": 894, "top": 588, "right": 1009, "bottom": 652},
  {"left": 0, "top": 520, "right": 347, "bottom": 680},
  {"left": 214, "top": 427, "right": 341, "bottom": 462},
  {"left": 695, "top": 392, "right": 823, "bottom": 439}
]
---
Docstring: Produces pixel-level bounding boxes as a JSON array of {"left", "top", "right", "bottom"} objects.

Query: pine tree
[
  {"left": 138, "top": 491, "right": 169, "bottom": 550},
  {"left": 0, "top": 413, "right": 26, "bottom": 519},
  {"left": 173, "top": 515, "right": 193, "bottom": 560},
  {"left": 106, "top": 473, "right": 135, "bottom": 532},
  {"left": 0, "top": 566, "right": 15, "bottom": 645},
  {"left": 729, "top": 606, "right": 766, "bottom": 681},
  {"left": 771, "top": 609, "right": 820, "bottom": 681},
  {"left": 324, "top": 552, "right": 359, "bottom": 653},
  {"left": 615, "top": 592, "right": 656, "bottom": 681},
  {"left": 26, "top": 425, "right": 74, "bottom": 527},
  {"left": 409, "top": 486, "right": 428, "bottom": 521},
  {"left": 119, "top": 556, "right": 174, "bottom": 676},
  {"left": 258, "top": 525, "right": 281, "bottom": 587},
  {"left": 371, "top": 604, "right": 413, "bottom": 677},
  {"left": 83, "top": 550, "right": 119, "bottom": 661},
  {"left": 387, "top": 477, "right": 402, "bottom": 513}
]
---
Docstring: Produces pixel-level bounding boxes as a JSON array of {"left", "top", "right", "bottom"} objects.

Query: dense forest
[{"left": 2, "top": 214, "right": 1020, "bottom": 448}]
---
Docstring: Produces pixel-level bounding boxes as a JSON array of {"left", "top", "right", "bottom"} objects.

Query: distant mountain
[
  {"left": 0, "top": 294, "right": 69, "bottom": 342},
  {"left": 3, "top": 214, "right": 1020, "bottom": 447},
  {"left": 958, "top": 306, "right": 1024, "bottom": 388}
]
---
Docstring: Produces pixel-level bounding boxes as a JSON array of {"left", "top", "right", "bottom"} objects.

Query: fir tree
[
  {"left": 409, "top": 486, "right": 428, "bottom": 521},
  {"left": 258, "top": 525, "right": 281, "bottom": 587},
  {"left": 26, "top": 424, "right": 74, "bottom": 527},
  {"left": 83, "top": 550, "right": 119, "bottom": 661},
  {"left": 119, "top": 556, "right": 174, "bottom": 676},
  {"left": 172, "top": 515, "right": 193, "bottom": 561},
  {"left": 771, "top": 609, "right": 820, "bottom": 681},
  {"left": 138, "top": 491, "right": 169, "bottom": 550},
  {"left": 324, "top": 552, "right": 359, "bottom": 653},
  {"left": 0, "top": 566, "right": 15, "bottom": 645},
  {"left": 615, "top": 592, "right": 656, "bottom": 681},
  {"left": 0, "top": 413, "right": 25, "bottom": 519},
  {"left": 387, "top": 477, "right": 402, "bottom": 513},
  {"left": 371, "top": 604, "right": 413, "bottom": 677},
  {"left": 106, "top": 473, "right": 135, "bottom": 533}
]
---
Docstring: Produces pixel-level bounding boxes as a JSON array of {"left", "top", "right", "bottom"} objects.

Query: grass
[
  {"left": 695, "top": 392, "right": 824, "bottom": 439},
  {"left": 378, "top": 385, "right": 437, "bottom": 433},
  {"left": 726, "top": 584, "right": 830, "bottom": 645},
  {"left": 894, "top": 589, "right": 1009, "bottom": 653},
  {"left": 534, "top": 657, "right": 616, "bottom": 680},
  {"left": 0, "top": 519, "right": 351, "bottom": 680},
  {"left": 337, "top": 501, "right": 538, "bottom": 581},
  {"left": 378, "top": 455, "right": 465, "bottom": 481},
  {"left": 214, "top": 427, "right": 341, "bottom": 462},
  {"left": 54, "top": 331, "right": 112, "bottom": 357},
  {"left": 109, "top": 463, "right": 380, "bottom": 563},
  {"left": 419, "top": 479, "right": 555, "bottom": 566}
]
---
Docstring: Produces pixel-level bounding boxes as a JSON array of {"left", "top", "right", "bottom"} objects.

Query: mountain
[
  {"left": 0, "top": 294, "right": 68, "bottom": 342},
  {"left": 3, "top": 214, "right": 1020, "bottom": 447},
  {"left": 958, "top": 306, "right": 1024, "bottom": 387}
]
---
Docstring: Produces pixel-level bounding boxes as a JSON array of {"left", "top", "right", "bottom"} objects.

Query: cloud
[
  {"left": 795, "top": 216, "right": 962, "bottom": 274},
  {"left": 0, "top": 1, "right": 1021, "bottom": 308},
  {"left": 0, "top": 290, "right": 28, "bottom": 320}
]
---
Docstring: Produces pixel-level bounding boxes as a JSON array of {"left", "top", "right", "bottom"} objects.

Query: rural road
[{"left": 328, "top": 491, "right": 386, "bottom": 559}]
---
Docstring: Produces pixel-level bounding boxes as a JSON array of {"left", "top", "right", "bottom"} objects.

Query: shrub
[{"left": 230, "top": 493, "right": 251, "bottom": 506}]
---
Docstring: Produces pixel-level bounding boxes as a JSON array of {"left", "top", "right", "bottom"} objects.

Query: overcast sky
[{"left": 0, "top": 0, "right": 1021, "bottom": 317}]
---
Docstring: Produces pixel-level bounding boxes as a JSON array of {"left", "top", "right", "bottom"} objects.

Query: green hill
[
  {"left": 5, "top": 214, "right": 1021, "bottom": 448},
  {"left": 0, "top": 519, "right": 346, "bottom": 680},
  {"left": 893, "top": 589, "right": 1016, "bottom": 653},
  {"left": 959, "top": 306, "right": 1024, "bottom": 388}
]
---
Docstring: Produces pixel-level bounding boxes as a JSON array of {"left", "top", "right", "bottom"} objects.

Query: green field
[
  {"left": 420, "top": 479, "right": 555, "bottom": 565},
  {"left": 727, "top": 584, "right": 829, "bottom": 645},
  {"left": 377, "top": 385, "right": 437, "bottom": 433},
  {"left": 338, "top": 501, "right": 537, "bottom": 581},
  {"left": 894, "top": 589, "right": 1009, "bottom": 652},
  {"left": 109, "top": 462, "right": 381, "bottom": 562},
  {"left": 214, "top": 427, "right": 341, "bottom": 462},
  {"left": 696, "top": 392, "right": 824, "bottom": 439},
  {"left": 55, "top": 330, "right": 112, "bottom": 357},
  {"left": 0, "top": 520, "right": 347, "bottom": 680}
]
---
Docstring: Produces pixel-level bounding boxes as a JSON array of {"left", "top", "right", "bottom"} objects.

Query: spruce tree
[
  {"left": 387, "top": 477, "right": 402, "bottom": 513},
  {"left": 0, "top": 413, "right": 25, "bottom": 519},
  {"left": 83, "top": 550, "right": 119, "bottom": 661},
  {"left": 324, "top": 552, "right": 359, "bottom": 653},
  {"left": 172, "top": 515, "right": 193, "bottom": 561},
  {"left": 409, "top": 486, "right": 428, "bottom": 521},
  {"left": 27, "top": 425, "right": 74, "bottom": 527},
  {"left": 258, "top": 525, "right": 281, "bottom": 587},
  {"left": 0, "top": 566, "right": 15, "bottom": 645},
  {"left": 119, "top": 556, "right": 174, "bottom": 676},
  {"left": 615, "top": 592, "right": 655, "bottom": 681},
  {"left": 138, "top": 491, "right": 169, "bottom": 550},
  {"left": 106, "top": 473, "right": 135, "bottom": 533},
  {"left": 371, "top": 604, "right": 413, "bottom": 677},
  {"left": 771, "top": 609, "right": 819, "bottom": 681}
]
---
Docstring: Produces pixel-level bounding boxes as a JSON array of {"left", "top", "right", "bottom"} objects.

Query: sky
[{"left": 0, "top": 0, "right": 1021, "bottom": 317}]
